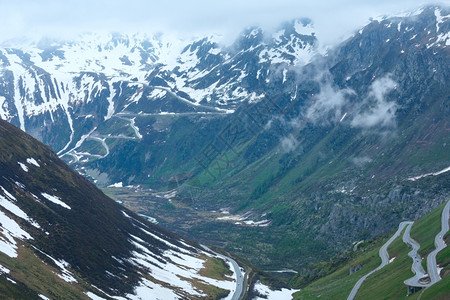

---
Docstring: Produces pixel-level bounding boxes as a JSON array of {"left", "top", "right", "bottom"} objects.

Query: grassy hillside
[{"left": 291, "top": 200, "right": 449, "bottom": 299}]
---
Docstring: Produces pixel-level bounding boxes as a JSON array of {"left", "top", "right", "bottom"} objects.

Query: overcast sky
[{"left": 1, "top": 0, "right": 448, "bottom": 46}]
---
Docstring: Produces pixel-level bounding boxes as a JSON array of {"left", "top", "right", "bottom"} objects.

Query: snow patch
[
  {"left": 0, "top": 189, "right": 41, "bottom": 228},
  {"left": 217, "top": 210, "right": 271, "bottom": 227},
  {"left": 0, "top": 264, "right": 10, "bottom": 274},
  {"left": 41, "top": 193, "right": 71, "bottom": 210},
  {"left": 0, "top": 210, "right": 33, "bottom": 258},
  {"left": 126, "top": 230, "right": 238, "bottom": 299},
  {"left": 138, "top": 213, "right": 158, "bottom": 224},
  {"left": 17, "top": 162, "right": 28, "bottom": 172},
  {"left": 26, "top": 158, "right": 40, "bottom": 167},
  {"left": 85, "top": 292, "right": 107, "bottom": 300},
  {"left": 434, "top": 8, "right": 450, "bottom": 33},
  {"left": 126, "top": 278, "right": 180, "bottom": 300},
  {"left": 108, "top": 182, "right": 123, "bottom": 188},
  {"left": 294, "top": 20, "right": 315, "bottom": 36},
  {"left": 7, "top": 278, "right": 16, "bottom": 284},
  {"left": 243, "top": 219, "right": 271, "bottom": 227},
  {"left": 31, "top": 246, "right": 77, "bottom": 283},
  {"left": 408, "top": 166, "right": 450, "bottom": 181},
  {"left": 0, "top": 96, "right": 10, "bottom": 120},
  {"left": 253, "top": 281, "right": 299, "bottom": 300}
]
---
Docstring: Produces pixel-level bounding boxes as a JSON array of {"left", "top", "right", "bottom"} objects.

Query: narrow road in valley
[
  {"left": 86, "top": 136, "right": 110, "bottom": 158},
  {"left": 347, "top": 221, "right": 412, "bottom": 300},
  {"left": 116, "top": 116, "right": 143, "bottom": 139},
  {"left": 426, "top": 199, "right": 450, "bottom": 285},
  {"left": 201, "top": 245, "right": 244, "bottom": 300},
  {"left": 403, "top": 222, "right": 428, "bottom": 287},
  {"left": 85, "top": 123, "right": 144, "bottom": 159},
  {"left": 62, "top": 113, "right": 144, "bottom": 161},
  {"left": 64, "top": 151, "right": 103, "bottom": 162},
  {"left": 135, "top": 81, "right": 233, "bottom": 113},
  {"left": 116, "top": 111, "right": 228, "bottom": 117},
  {"left": 65, "top": 133, "right": 136, "bottom": 161}
]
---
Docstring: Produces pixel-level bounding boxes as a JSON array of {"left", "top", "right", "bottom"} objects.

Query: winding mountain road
[
  {"left": 403, "top": 222, "right": 427, "bottom": 287},
  {"left": 201, "top": 245, "right": 244, "bottom": 300},
  {"left": 135, "top": 81, "right": 233, "bottom": 113},
  {"left": 349, "top": 198, "right": 450, "bottom": 299},
  {"left": 116, "top": 111, "right": 228, "bottom": 117},
  {"left": 86, "top": 136, "right": 110, "bottom": 158},
  {"left": 116, "top": 116, "right": 143, "bottom": 139},
  {"left": 347, "top": 221, "right": 412, "bottom": 300},
  {"left": 426, "top": 199, "right": 450, "bottom": 285}
]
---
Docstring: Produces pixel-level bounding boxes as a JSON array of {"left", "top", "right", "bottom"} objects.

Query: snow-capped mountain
[{"left": 0, "top": 19, "right": 317, "bottom": 157}]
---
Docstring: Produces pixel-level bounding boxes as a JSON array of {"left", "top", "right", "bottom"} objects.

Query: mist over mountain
[{"left": 0, "top": 4, "right": 449, "bottom": 300}]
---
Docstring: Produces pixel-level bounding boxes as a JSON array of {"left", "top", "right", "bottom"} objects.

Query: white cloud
[
  {"left": 0, "top": 0, "right": 446, "bottom": 46},
  {"left": 280, "top": 134, "right": 298, "bottom": 153},
  {"left": 303, "top": 74, "right": 398, "bottom": 131},
  {"left": 306, "top": 83, "right": 355, "bottom": 124},
  {"left": 351, "top": 76, "right": 398, "bottom": 129},
  {"left": 351, "top": 156, "right": 373, "bottom": 166}
]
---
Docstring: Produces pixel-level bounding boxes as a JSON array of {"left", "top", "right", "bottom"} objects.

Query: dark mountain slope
[{"left": 0, "top": 118, "right": 243, "bottom": 299}]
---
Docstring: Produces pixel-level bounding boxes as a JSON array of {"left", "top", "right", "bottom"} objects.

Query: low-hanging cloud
[
  {"left": 303, "top": 73, "right": 398, "bottom": 131},
  {"left": 350, "top": 156, "right": 373, "bottom": 166},
  {"left": 279, "top": 74, "right": 398, "bottom": 153},
  {"left": 280, "top": 134, "right": 298, "bottom": 153},
  {"left": 306, "top": 83, "right": 355, "bottom": 124},
  {"left": 350, "top": 76, "right": 398, "bottom": 129},
  {"left": 0, "top": 0, "right": 442, "bottom": 47}
]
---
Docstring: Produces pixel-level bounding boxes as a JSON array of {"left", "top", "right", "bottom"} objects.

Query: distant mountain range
[
  {"left": 0, "top": 4, "right": 449, "bottom": 280},
  {"left": 0, "top": 18, "right": 316, "bottom": 154}
]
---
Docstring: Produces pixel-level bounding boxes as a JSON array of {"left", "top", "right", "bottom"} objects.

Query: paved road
[
  {"left": 86, "top": 136, "right": 110, "bottom": 157},
  {"left": 347, "top": 221, "right": 412, "bottom": 300},
  {"left": 201, "top": 245, "right": 244, "bottom": 300},
  {"left": 116, "top": 116, "right": 143, "bottom": 139},
  {"left": 135, "top": 82, "right": 232, "bottom": 113},
  {"left": 426, "top": 199, "right": 450, "bottom": 285},
  {"left": 403, "top": 222, "right": 428, "bottom": 287},
  {"left": 116, "top": 111, "right": 228, "bottom": 117}
]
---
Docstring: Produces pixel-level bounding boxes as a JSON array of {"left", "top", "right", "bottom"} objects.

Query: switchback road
[{"left": 347, "top": 221, "right": 412, "bottom": 300}]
